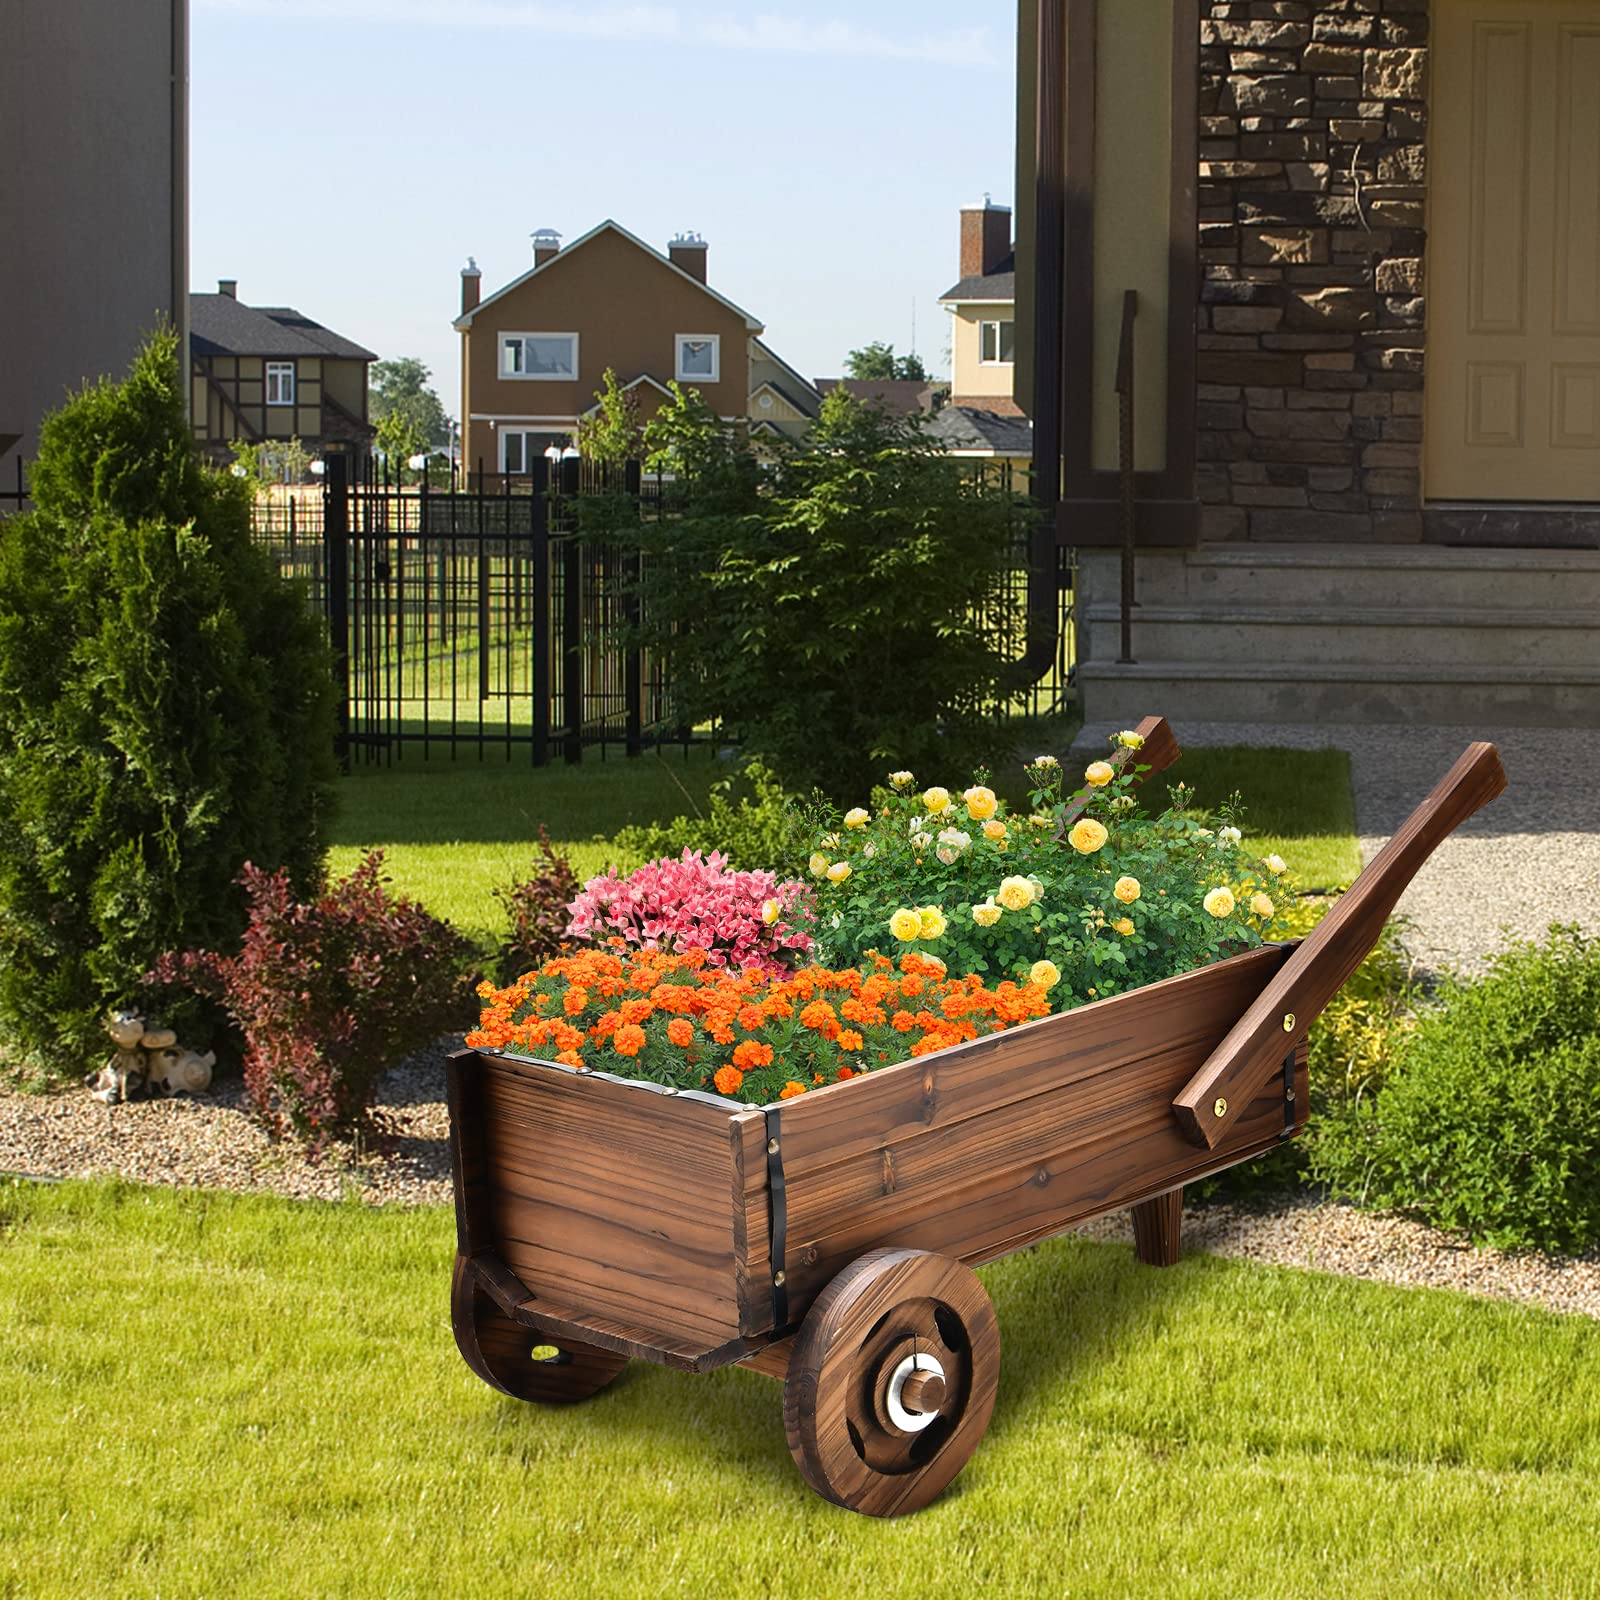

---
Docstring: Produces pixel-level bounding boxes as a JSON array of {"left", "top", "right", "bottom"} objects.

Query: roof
[
  {"left": 938, "top": 265, "right": 1017, "bottom": 304},
  {"left": 749, "top": 338, "right": 822, "bottom": 415},
  {"left": 189, "top": 294, "right": 376, "bottom": 361},
  {"left": 812, "top": 378, "right": 945, "bottom": 418},
  {"left": 455, "top": 219, "right": 765, "bottom": 334},
  {"left": 752, "top": 380, "right": 822, "bottom": 418},
  {"left": 925, "top": 405, "right": 1034, "bottom": 457}
]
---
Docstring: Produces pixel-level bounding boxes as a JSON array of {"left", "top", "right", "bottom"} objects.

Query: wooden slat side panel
[
  {"left": 445, "top": 1049, "right": 494, "bottom": 1258},
  {"left": 476, "top": 1057, "right": 742, "bottom": 1352},
  {"left": 730, "top": 1110, "right": 773, "bottom": 1338},
  {"left": 776, "top": 943, "right": 1296, "bottom": 1175}
]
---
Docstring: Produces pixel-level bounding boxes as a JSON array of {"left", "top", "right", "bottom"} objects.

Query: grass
[
  {"left": 3, "top": 1178, "right": 1598, "bottom": 1599},
  {"left": 328, "top": 740, "right": 1362, "bottom": 954}
]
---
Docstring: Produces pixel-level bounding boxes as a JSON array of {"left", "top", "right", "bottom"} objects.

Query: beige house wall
[{"left": 949, "top": 303, "right": 1018, "bottom": 402}]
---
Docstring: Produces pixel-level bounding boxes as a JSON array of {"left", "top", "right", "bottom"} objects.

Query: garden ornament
[
  {"left": 147, "top": 1046, "right": 216, "bottom": 1097},
  {"left": 85, "top": 1011, "right": 211, "bottom": 1103},
  {"left": 85, "top": 1010, "right": 148, "bottom": 1103}
]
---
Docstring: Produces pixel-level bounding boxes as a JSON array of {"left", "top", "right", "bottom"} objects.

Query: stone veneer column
[{"left": 1195, "top": 0, "right": 1427, "bottom": 542}]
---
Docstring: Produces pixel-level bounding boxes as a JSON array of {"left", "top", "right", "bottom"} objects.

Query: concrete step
[
  {"left": 1083, "top": 543, "right": 1600, "bottom": 611},
  {"left": 1073, "top": 659, "right": 1600, "bottom": 728},
  {"left": 1080, "top": 603, "right": 1600, "bottom": 669}
]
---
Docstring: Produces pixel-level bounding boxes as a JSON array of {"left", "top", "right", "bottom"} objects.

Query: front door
[{"left": 1427, "top": 1, "right": 1600, "bottom": 502}]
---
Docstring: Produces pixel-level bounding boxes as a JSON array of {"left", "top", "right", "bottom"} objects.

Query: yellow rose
[
  {"left": 826, "top": 862, "right": 851, "bottom": 884},
  {"left": 1029, "top": 960, "right": 1061, "bottom": 990},
  {"left": 808, "top": 853, "right": 830, "bottom": 877},
  {"left": 1029, "top": 813, "right": 1053, "bottom": 829},
  {"left": 971, "top": 901, "right": 1002, "bottom": 928},
  {"left": 1204, "top": 886, "right": 1236, "bottom": 918},
  {"left": 1115, "top": 729, "right": 1145, "bottom": 750},
  {"left": 889, "top": 908, "right": 922, "bottom": 941},
  {"left": 843, "top": 807, "right": 870, "bottom": 830},
  {"left": 996, "top": 876, "right": 1035, "bottom": 912},
  {"left": 889, "top": 770, "right": 915, "bottom": 789},
  {"left": 981, "top": 818, "right": 1006, "bottom": 842},
  {"left": 1112, "top": 917, "right": 1136, "bottom": 937},
  {"left": 918, "top": 906, "right": 947, "bottom": 940},
  {"left": 761, "top": 898, "right": 780, "bottom": 926},
  {"left": 1113, "top": 876, "right": 1141, "bottom": 904},
  {"left": 1084, "top": 761, "right": 1115, "bottom": 788},
  {"left": 1251, "top": 892, "right": 1276, "bottom": 918},
  {"left": 1266, "top": 854, "right": 1287, "bottom": 875},
  {"left": 963, "top": 784, "right": 998, "bottom": 821},
  {"left": 922, "top": 786, "right": 951, "bottom": 815},
  {"left": 1031, "top": 753, "right": 1060, "bottom": 769},
  {"left": 1068, "top": 818, "right": 1109, "bottom": 855}
]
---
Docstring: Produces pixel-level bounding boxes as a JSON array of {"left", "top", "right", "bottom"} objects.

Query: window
[
  {"left": 979, "top": 320, "right": 1016, "bottom": 365},
  {"left": 265, "top": 361, "right": 295, "bottom": 404},
  {"left": 500, "top": 333, "right": 578, "bottom": 380},
  {"left": 675, "top": 334, "right": 720, "bottom": 383},
  {"left": 502, "top": 429, "right": 526, "bottom": 475}
]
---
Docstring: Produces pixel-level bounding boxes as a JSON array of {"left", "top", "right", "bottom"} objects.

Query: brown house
[
  {"left": 1016, "top": 0, "right": 1600, "bottom": 727},
  {"left": 189, "top": 283, "right": 375, "bottom": 464},
  {"left": 455, "top": 221, "right": 790, "bottom": 480}
]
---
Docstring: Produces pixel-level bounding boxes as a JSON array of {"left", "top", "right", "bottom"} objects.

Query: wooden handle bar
[
  {"left": 1172, "top": 740, "right": 1507, "bottom": 1149},
  {"left": 1058, "top": 715, "right": 1182, "bottom": 828}
]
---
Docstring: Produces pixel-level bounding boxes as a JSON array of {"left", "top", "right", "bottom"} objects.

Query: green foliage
[
  {"left": 369, "top": 356, "right": 451, "bottom": 448},
  {"left": 0, "top": 329, "right": 338, "bottom": 1077},
  {"left": 805, "top": 743, "right": 1297, "bottom": 1000},
  {"left": 1311, "top": 926, "right": 1600, "bottom": 1252},
  {"left": 641, "top": 379, "right": 732, "bottom": 479},
  {"left": 227, "top": 436, "right": 313, "bottom": 491},
  {"left": 577, "top": 367, "right": 643, "bottom": 466},
  {"left": 492, "top": 827, "right": 579, "bottom": 984},
  {"left": 609, "top": 760, "right": 802, "bottom": 872},
  {"left": 374, "top": 409, "right": 428, "bottom": 482},
  {"left": 844, "top": 340, "right": 928, "bottom": 382},
  {"left": 626, "top": 388, "right": 1028, "bottom": 800}
]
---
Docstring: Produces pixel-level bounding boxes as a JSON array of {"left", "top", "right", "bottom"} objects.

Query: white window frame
[
  {"left": 979, "top": 319, "right": 1016, "bottom": 366},
  {"left": 265, "top": 361, "right": 296, "bottom": 405},
  {"left": 500, "top": 332, "right": 579, "bottom": 382},
  {"left": 500, "top": 428, "right": 536, "bottom": 475},
  {"left": 675, "top": 334, "right": 720, "bottom": 384}
]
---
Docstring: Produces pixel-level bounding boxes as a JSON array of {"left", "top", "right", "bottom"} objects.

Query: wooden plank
[
  {"left": 1175, "top": 741, "right": 1507, "bottom": 1147},
  {"left": 445, "top": 1050, "right": 494, "bottom": 1258},
  {"left": 775, "top": 943, "right": 1296, "bottom": 1176},
  {"left": 475, "top": 1056, "right": 744, "bottom": 1354},
  {"left": 1131, "top": 1188, "right": 1184, "bottom": 1266},
  {"left": 730, "top": 1110, "right": 773, "bottom": 1338}
]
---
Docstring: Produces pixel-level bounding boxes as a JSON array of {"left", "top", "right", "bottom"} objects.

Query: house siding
[{"left": 1195, "top": 0, "right": 1430, "bottom": 542}]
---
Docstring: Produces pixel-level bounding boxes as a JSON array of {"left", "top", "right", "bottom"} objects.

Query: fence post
[
  {"left": 562, "top": 530, "right": 582, "bottom": 764},
  {"left": 531, "top": 455, "right": 551, "bottom": 767},
  {"left": 624, "top": 458, "right": 643, "bottom": 757},
  {"left": 323, "top": 453, "right": 351, "bottom": 772}
]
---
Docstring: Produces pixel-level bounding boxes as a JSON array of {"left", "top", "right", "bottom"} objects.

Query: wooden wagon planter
[{"left": 447, "top": 721, "right": 1506, "bottom": 1516}]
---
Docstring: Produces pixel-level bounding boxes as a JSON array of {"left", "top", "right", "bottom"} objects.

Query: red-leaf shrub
[
  {"left": 493, "top": 826, "right": 579, "bottom": 984},
  {"left": 148, "top": 851, "right": 474, "bottom": 1150}
]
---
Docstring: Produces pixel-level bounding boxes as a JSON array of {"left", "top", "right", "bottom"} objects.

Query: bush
[
  {"left": 1310, "top": 927, "right": 1600, "bottom": 1252},
  {"left": 0, "top": 331, "right": 337, "bottom": 1077},
  {"left": 618, "top": 388, "right": 1030, "bottom": 801},
  {"left": 610, "top": 760, "right": 801, "bottom": 872},
  {"left": 149, "top": 852, "right": 474, "bottom": 1150},
  {"left": 493, "top": 827, "right": 579, "bottom": 984},
  {"left": 567, "top": 850, "right": 814, "bottom": 974}
]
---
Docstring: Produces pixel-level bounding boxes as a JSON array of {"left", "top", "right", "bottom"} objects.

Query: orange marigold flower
[
  {"left": 667, "top": 1018, "right": 694, "bottom": 1048},
  {"left": 563, "top": 988, "right": 590, "bottom": 1016},
  {"left": 711, "top": 1027, "right": 735, "bottom": 1046},
  {"left": 900, "top": 975, "right": 925, "bottom": 999},
  {"left": 713, "top": 1065, "right": 745, "bottom": 1095},
  {"left": 613, "top": 1024, "right": 647, "bottom": 1057},
  {"left": 891, "top": 1010, "right": 917, "bottom": 1033},
  {"left": 738, "top": 1004, "right": 766, "bottom": 1032},
  {"left": 779, "top": 1081, "right": 807, "bottom": 1100},
  {"left": 555, "top": 1049, "right": 585, "bottom": 1068},
  {"left": 620, "top": 998, "right": 654, "bottom": 1027},
  {"left": 837, "top": 1065, "right": 856, "bottom": 1080},
  {"left": 800, "top": 1000, "right": 837, "bottom": 1031},
  {"left": 732, "top": 1040, "right": 774, "bottom": 1070},
  {"left": 837, "top": 1028, "right": 864, "bottom": 1052}
]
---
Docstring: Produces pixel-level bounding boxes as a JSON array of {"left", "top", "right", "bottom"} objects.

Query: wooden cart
[{"left": 446, "top": 722, "right": 1506, "bottom": 1516}]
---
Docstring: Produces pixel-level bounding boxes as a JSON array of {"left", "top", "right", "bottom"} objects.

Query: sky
[{"left": 189, "top": 0, "right": 1018, "bottom": 414}]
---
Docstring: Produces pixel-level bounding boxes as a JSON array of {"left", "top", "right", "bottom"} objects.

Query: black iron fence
[
  {"left": 250, "top": 454, "right": 1077, "bottom": 766},
  {"left": 0, "top": 456, "right": 28, "bottom": 516}
]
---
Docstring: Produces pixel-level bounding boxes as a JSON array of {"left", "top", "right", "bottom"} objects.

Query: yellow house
[{"left": 939, "top": 198, "right": 1023, "bottom": 416}]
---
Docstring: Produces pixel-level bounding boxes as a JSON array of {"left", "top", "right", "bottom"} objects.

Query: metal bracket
[
  {"left": 1281, "top": 1047, "right": 1297, "bottom": 1140},
  {"left": 763, "top": 1104, "right": 789, "bottom": 1330}
]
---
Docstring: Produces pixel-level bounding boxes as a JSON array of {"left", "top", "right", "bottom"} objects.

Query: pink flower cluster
[{"left": 566, "top": 850, "right": 815, "bottom": 973}]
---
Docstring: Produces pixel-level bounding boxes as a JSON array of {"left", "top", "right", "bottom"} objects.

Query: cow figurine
[
  {"left": 146, "top": 1045, "right": 216, "bottom": 1097},
  {"left": 85, "top": 1010, "right": 150, "bottom": 1104}
]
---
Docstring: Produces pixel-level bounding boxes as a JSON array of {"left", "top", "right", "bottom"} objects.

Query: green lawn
[
  {"left": 329, "top": 742, "right": 1361, "bottom": 954},
  {"left": 3, "top": 1179, "right": 1597, "bottom": 1599}
]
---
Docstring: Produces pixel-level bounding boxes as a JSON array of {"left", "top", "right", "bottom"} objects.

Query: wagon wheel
[
  {"left": 450, "top": 1254, "right": 625, "bottom": 1405},
  {"left": 782, "top": 1248, "right": 1000, "bottom": 1516}
]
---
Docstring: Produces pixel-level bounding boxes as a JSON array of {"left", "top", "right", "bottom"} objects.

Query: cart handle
[
  {"left": 1058, "top": 715, "right": 1182, "bottom": 829},
  {"left": 1172, "top": 740, "right": 1507, "bottom": 1149}
]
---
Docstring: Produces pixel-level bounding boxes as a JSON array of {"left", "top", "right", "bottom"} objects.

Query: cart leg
[{"left": 1131, "top": 1187, "right": 1183, "bottom": 1267}]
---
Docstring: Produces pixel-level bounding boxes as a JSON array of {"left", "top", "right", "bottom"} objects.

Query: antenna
[{"left": 911, "top": 296, "right": 917, "bottom": 366}]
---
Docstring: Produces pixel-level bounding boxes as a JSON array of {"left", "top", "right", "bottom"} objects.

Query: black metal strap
[
  {"left": 1281, "top": 1048, "right": 1297, "bottom": 1139},
  {"left": 764, "top": 1105, "right": 789, "bottom": 1329}
]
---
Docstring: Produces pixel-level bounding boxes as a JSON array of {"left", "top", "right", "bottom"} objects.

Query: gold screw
[
  {"left": 773, "top": 1270, "right": 786, "bottom": 1287},
  {"left": 1282, "top": 1012, "right": 1296, "bottom": 1033},
  {"left": 767, "top": 1138, "right": 781, "bottom": 1156},
  {"left": 1213, "top": 1096, "right": 1228, "bottom": 1119}
]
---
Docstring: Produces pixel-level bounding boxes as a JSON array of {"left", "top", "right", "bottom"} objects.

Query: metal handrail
[{"left": 1115, "top": 289, "right": 1138, "bottom": 664}]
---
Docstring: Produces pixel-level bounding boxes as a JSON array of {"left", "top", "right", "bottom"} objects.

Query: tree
[
  {"left": 369, "top": 357, "right": 452, "bottom": 449},
  {"left": 0, "top": 330, "right": 338, "bottom": 1077},
  {"left": 641, "top": 380, "right": 736, "bottom": 480},
  {"left": 374, "top": 409, "right": 428, "bottom": 481},
  {"left": 844, "top": 341, "right": 928, "bottom": 382},
  {"left": 576, "top": 368, "right": 643, "bottom": 467}
]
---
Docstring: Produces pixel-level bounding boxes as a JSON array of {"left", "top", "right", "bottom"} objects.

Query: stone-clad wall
[{"left": 1195, "top": 0, "right": 1428, "bottom": 542}]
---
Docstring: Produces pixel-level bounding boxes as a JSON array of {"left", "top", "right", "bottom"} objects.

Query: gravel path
[{"left": 3, "top": 718, "right": 1595, "bottom": 1323}]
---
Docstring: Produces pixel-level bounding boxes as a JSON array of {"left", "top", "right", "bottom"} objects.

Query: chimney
[
  {"left": 218, "top": 278, "right": 237, "bottom": 299},
  {"left": 958, "top": 195, "right": 1012, "bottom": 279},
  {"left": 668, "top": 230, "right": 708, "bottom": 284},
  {"left": 531, "top": 228, "right": 562, "bottom": 268},
  {"left": 460, "top": 257, "right": 481, "bottom": 316}
]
